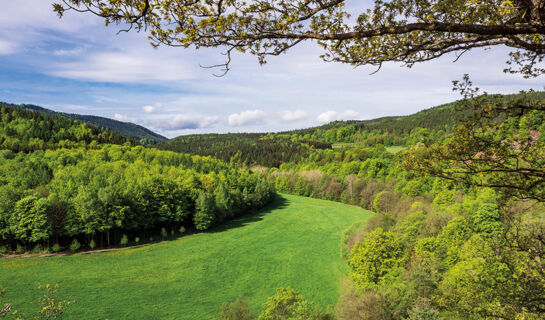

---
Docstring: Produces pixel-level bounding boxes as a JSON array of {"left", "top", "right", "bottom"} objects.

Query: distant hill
[
  {"left": 156, "top": 133, "right": 331, "bottom": 167},
  {"left": 0, "top": 101, "right": 133, "bottom": 152},
  {"left": 15, "top": 103, "right": 167, "bottom": 145}
]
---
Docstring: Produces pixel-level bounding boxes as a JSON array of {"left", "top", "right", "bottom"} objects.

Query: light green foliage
[
  {"left": 37, "top": 284, "right": 74, "bottom": 320},
  {"left": 54, "top": 1, "right": 545, "bottom": 77},
  {"left": 69, "top": 239, "right": 80, "bottom": 252},
  {"left": 402, "top": 180, "right": 424, "bottom": 198},
  {"left": 120, "top": 234, "right": 128, "bottom": 246},
  {"left": 464, "top": 189, "right": 503, "bottom": 235},
  {"left": 89, "top": 239, "right": 96, "bottom": 250},
  {"left": 258, "top": 287, "right": 332, "bottom": 320},
  {"left": 349, "top": 228, "right": 404, "bottom": 286},
  {"left": 0, "top": 195, "right": 371, "bottom": 319},
  {"left": 434, "top": 217, "right": 472, "bottom": 269},
  {"left": 11, "top": 195, "right": 51, "bottom": 244},
  {"left": 160, "top": 228, "right": 167, "bottom": 239},
  {"left": 0, "top": 144, "right": 274, "bottom": 249},
  {"left": 218, "top": 296, "right": 255, "bottom": 320},
  {"left": 194, "top": 191, "right": 216, "bottom": 230},
  {"left": 51, "top": 243, "right": 61, "bottom": 253}
]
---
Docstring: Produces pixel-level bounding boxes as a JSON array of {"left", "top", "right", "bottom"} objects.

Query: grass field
[{"left": 1, "top": 194, "right": 372, "bottom": 319}]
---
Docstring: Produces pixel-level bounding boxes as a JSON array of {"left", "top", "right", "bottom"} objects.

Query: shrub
[
  {"left": 89, "top": 239, "right": 96, "bottom": 250},
  {"left": 170, "top": 230, "right": 175, "bottom": 236},
  {"left": 51, "top": 243, "right": 61, "bottom": 253},
  {"left": 161, "top": 228, "right": 168, "bottom": 238},
  {"left": 120, "top": 234, "right": 128, "bottom": 247},
  {"left": 218, "top": 296, "right": 255, "bottom": 320},
  {"left": 69, "top": 239, "right": 81, "bottom": 252},
  {"left": 135, "top": 237, "right": 140, "bottom": 244},
  {"left": 15, "top": 244, "right": 25, "bottom": 254},
  {"left": 179, "top": 226, "right": 186, "bottom": 234},
  {"left": 0, "top": 245, "right": 8, "bottom": 254},
  {"left": 31, "top": 245, "right": 43, "bottom": 254},
  {"left": 259, "top": 287, "right": 333, "bottom": 320}
]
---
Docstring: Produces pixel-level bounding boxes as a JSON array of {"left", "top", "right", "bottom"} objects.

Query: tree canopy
[{"left": 54, "top": 0, "right": 545, "bottom": 75}]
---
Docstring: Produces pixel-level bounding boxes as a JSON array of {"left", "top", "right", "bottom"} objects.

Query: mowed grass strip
[{"left": 1, "top": 194, "right": 372, "bottom": 319}]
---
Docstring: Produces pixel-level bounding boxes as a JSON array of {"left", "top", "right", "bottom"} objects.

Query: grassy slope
[{"left": 1, "top": 194, "right": 372, "bottom": 319}]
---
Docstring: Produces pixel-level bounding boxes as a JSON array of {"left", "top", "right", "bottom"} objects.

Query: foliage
[
  {"left": 157, "top": 133, "right": 330, "bottom": 168},
  {"left": 258, "top": 287, "right": 333, "bottom": 320},
  {"left": 218, "top": 296, "right": 255, "bottom": 320},
  {"left": 0, "top": 144, "right": 273, "bottom": 251},
  {"left": 348, "top": 228, "right": 404, "bottom": 286},
  {"left": 18, "top": 103, "right": 167, "bottom": 145},
  {"left": 54, "top": 1, "right": 545, "bottom": 77},
  {"left": 69, "top": 239, "right": 80, "bottom": 252},
  {"left": 0, "top": 102, "right": 131, "bottom": 152}
]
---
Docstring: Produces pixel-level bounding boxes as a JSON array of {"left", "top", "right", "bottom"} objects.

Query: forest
[{"left": 0, "top": 106, "right": 274, "bottom": 253}]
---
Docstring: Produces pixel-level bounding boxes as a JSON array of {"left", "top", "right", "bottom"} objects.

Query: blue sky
[{"left": 0, "top": 1, "right": 543, "bottom": 138}]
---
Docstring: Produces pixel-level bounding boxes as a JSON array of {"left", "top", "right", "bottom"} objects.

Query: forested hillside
[
  {"left": 0, "top": 107, "right": 274, "bottom": 253},
  {"left": 0, "top": 102, "right": 132, "bottom": 151},
  {"left": 157, "top": 133, "right": 331, "bottom": 167},
  {"left": 4, "top": 102, "right": 168, "bottom": 145}
]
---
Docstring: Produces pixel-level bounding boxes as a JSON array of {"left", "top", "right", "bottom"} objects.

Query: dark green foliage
[
  {"left": 0, "top": 102, "right": 133, "bottom": 151},
  {"left": 17, "top": 102, "right": 167, "bottom": 145},
  {"left": 157, "top": 133, "right": 331, "bottom": 167}
]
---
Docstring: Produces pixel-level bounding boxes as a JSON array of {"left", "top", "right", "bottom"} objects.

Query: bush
[
  {"left": 120, "top": 234, "right": 128, "bottom": 247},
  {"left": 15, "top": 244, "right": 25, "bottom": 254},
  {"left": 179, "top": 226, "right": 186, "bottom": 234},
  {"left": 218, "top": 296, "right": 255, "bottom": 320},
  {"left": 0, "top": 245, "right": 8, "bottom": 254},
  {"left": 259, "top": 287, "right": 333, "bottom": 320},
  {"left": 69, "top": 239, "right": 81, "bottom": 252},
  {"left": 161, "top": 228, "right": 168, "bottom": 238},
  {"left": 135, "top": 237, "right": 140, "bottom": 244},
  {"left": 31, "top": 245, "right": 43, "bottom": 254},
  {"left": 89, "top": 239, "right": 96, "bottom": 250},
  {"left": 51, "top": 243, "right": 61, "bottom": 253}
]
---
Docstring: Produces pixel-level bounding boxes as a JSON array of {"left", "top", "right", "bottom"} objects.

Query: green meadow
[{"left": 1, "top": 194, "right": 372, "bottom": 319}]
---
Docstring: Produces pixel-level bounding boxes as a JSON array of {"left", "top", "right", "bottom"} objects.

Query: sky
[{"left": 0, "top": 1, "right": 543, "bottom": 138}]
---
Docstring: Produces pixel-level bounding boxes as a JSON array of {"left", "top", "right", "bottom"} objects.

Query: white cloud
[
  {"left": 317, "top": 109, "right": 360, "bottom": 123},
  {"left": 0, "top": 40, "right": 16, "bottom": 55},
  {"left": 153, "top": 114, "right": 219, "bottom": 130},
  {"left": 53, "top": 47, "right": 85, "bottom": 56},
  {"left": 114, "top": 113, "right": 129, "bottom": 121},
  {"left": 228, "top": 109, "right": 268, "bottom": 126},
  {"left": 280, "top": 110, "right": 309, "bottom": 122},
  {"left": 142, "top": 102, "right": 162, "bottom": 113},
  {"left": 50, "top": 52, "right": 195, "bottom": 83}
]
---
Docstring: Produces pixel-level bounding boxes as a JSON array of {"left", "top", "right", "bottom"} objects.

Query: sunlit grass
[{"left": 1, "top": 194, "right": 372, "bottom": 319}]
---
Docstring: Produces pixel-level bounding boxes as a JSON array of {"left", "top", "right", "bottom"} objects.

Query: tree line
[{"left": 0, "top": 144, "right": 274, "bottom": 253}]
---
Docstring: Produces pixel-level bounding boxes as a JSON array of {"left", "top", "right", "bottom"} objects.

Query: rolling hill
[{"left": 1, "top": 102, "right": 167, "bottom": 145}]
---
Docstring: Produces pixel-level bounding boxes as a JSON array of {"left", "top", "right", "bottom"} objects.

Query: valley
[{"left": 1, "top": 194, "right": 371, "bottom": 319}]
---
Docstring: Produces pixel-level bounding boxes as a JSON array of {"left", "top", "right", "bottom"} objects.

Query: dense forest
[
  {"left": 0, "top": 107, "right": 274, "bottom": 253},
  {"left": 157, "top": 133, "right": 331, "bottom": 167},
  {"left": 160, "top": 93, "right": 545, "bottom": 320},
  {"left": 3, "top": 102, "right": 168, "bottom": 145}
]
